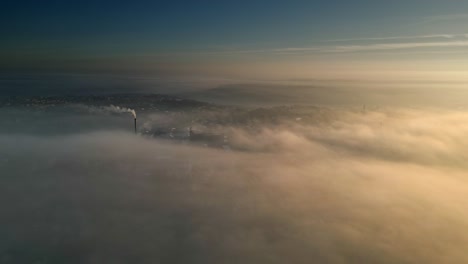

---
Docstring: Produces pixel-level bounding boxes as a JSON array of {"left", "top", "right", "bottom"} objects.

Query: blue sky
[{"left": 1, "top": 0, "right": 468, "bottom": 80}]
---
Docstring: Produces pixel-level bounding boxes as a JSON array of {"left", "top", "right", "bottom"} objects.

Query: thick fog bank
[{"left": 1, "top": 107, "right": 468, "bottom": 263}]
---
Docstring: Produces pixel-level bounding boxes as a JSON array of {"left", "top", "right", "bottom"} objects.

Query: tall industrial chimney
[{"left": 134, "top": 118, "right": 137, "bottom": 134}]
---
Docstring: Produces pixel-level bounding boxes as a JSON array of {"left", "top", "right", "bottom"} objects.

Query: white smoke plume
[
  {"left": 70, "top": 104, "right": 137, "bottom": 118},
  {"left": 102, "top": 105, "right": 137, "bottom": 118}
]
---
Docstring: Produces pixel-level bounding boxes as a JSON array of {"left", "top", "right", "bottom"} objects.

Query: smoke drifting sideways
[
  {"left": 80, "top": 104, "right": 136, "bottom": 119},
  {"left": 103, "top": 105, "right": 137, "bottom": 119},
  {"left": 1, "top": 106, "right": 468, "bottom": 264}
]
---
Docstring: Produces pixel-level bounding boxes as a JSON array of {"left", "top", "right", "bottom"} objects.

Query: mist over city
[{"left": 1, "top": 1, "right": 468, "bottom": 263}]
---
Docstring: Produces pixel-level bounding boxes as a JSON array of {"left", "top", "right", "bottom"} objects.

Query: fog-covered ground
[{"left": 1, "top": 102, "right": 468, "bottom": 263}]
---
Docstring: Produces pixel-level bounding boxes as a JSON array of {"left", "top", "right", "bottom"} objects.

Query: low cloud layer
[{"left": 1, "top": 106, "right": 468, "bottom": 263}]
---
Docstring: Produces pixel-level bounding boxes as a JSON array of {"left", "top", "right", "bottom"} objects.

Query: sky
[{"left": 1, "top": 0, "right": 468, "bottom": 81}]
